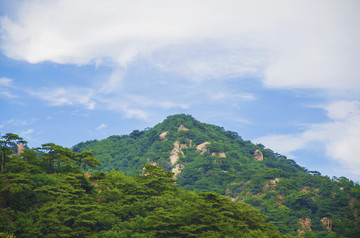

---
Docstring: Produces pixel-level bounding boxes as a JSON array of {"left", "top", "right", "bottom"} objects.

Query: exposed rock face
[
  {"left": 218, "top": 152, "right": 226, "bottom": 158},
  {"left": 300, "top": 217, "right": 312, "bottom": 231},
  {"left": 297, "top": 229, "right": 305, "bottom": 237},
  {"left": 196, "top": 142, "right": 210, "bottom": 154},
  {"left": 300, "top": 186, "right": 310, "bottom": 194},
  {"left": 320, "top": 217, "right": 332, "bottom": 232},
  {"left": 178, "top": 125, "right": 189, "bottom": 131},
  {"left": 169, "top": 141, "right": 185, "bottom": 177},
  {"left": 253, "top": 149, "right": 263, "bottom": 161},
  {"left": 172, "top": 164, "right": 184, "bottom": 177},
  {"left": 17, "top": 143, "right": 24, "bottom": 155},
  {"left": 159, "top": 131, "right": 168, "bottom": 141},
  {"left": 270, "top": 178, "right": 280, "bottom": 185},
  {"left": 170, "top": 141, "right": 181, "bottom": 165},
  {"left": 298, "top": 217, "right": 312, "bottom": 236},
  {"left": 263, "top": 178, "right": 280, "bottom": 192},
  {"left": 211, "top": 152, "right": 226, "bottom": 158}
]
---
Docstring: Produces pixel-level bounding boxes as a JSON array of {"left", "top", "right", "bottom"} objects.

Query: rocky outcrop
[
  {"left": 300, "top": 186, "right": 310, "bottom": 193},
  {"left": 270, "top": 178, "right": 279, "bottom": 185},
  {"left": 180, "top": 143, "right": 188, "bottom": 149},
  {"left": 320, "top": 217, "right": 332, "bottom": 232},
  {"left": 263, "top": 178, "right": 280, "bottom": 192},
  {"left": 170, "top": 141, "right": 182, "bottom": 165},
  {"left": 159, "top": 131, "right": 168, "bottom": 141},
  {"left": 196, "top": 142, "right": 210, "bottom": 154},
  {"left": 169, "top": 141, "right": 185, "bottom": 177},
  {"left": 211, "top": 152, "right": 226, "bottom": 158},
  {"left": 218, "top": 152, "right": 226, "bottom": 158},
  {"left": 17, "top": 143, "right": 24, "bottom": 155},
  {"left": 253, "top": 149, "right": 263, "bottom": 161},
  {"left": 172, "top": 163, "right": 184, "bottom": 177},
  {"left": 178, "top": 125, "right": 189, "bottom": 131},
  {"left": 298, "top": 217, "right": 312, "bottom": 236}
]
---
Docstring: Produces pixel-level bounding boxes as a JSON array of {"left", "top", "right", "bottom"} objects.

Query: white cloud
[
  {"left": 24, "top": 84, "right": 188, "bottom": 118},
  {"left": 324, "top": 100, "right": 360, "bottom": 120},
  {"left": 99, "top": 67, "right": 126, "bottom": 94},
  {"left": 1, "top": 0, "right": 359, "bottom": 93},
  {"left": 0, "top": 77, "right": 17, "bottom": 98},
  {"left": 4, "top": 118, "right": 37, "bottom": 126},
  {"left": 20, "top": 128, "right": 34, "bottom": 137},
  {"left": 19, "top": 128, "right": 35, "bottom": 142},
  {"left": 101, "top": 98, "right": 148, "bottom": 119},
  {"left": 122, "top": 107, "right": 148, "bottom": 119},
  {"left": 127, "top": 95, "right": 189, "bottom": 110},
  {"left": 0, "top": 90, "right": 17, "bottom": 98},
  {"left": 28, "top": 87, "right": 96, "bottom": 109},
  {"left": 254, "top": 134, "right": 307, "bottom": 159},
  {"left": 0, "top": 77, "right": 14, "bottom": 87},
  {"left": 255, "top": 100, "right": 360, "bottom": 177},
  {"left": 209, "top": 92, "right": 255, "bottom": 101},
  {"left": 96, "top": 123, "right": 107, "bottom": 130}
]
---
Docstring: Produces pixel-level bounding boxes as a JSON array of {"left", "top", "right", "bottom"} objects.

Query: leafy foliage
[
  {"left": 1, "top": 114, "right": 359, "bottom": 237},
  {"left": 73, "top": 114, "right": 360, "bottom": 237},
  {"left": 0, "top": 140, "right": 287, "bottom": 237}
]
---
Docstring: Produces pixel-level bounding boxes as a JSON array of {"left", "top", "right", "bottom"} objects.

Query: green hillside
[
  {"left": 73, "top": 114, "right": 360, "bottom": 237},
  {"left": 0, "top": 135, "right": 288, "bottom": 237}
]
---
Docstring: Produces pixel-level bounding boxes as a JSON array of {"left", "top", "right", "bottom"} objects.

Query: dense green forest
[
  {"left": 1, "top": 114, "right": 360, "bottom": 237},
  {"left": 72, "top": 114, "right": 360, "bottom": 237},
  {"left": 0, "top": 133, "right": 288, "bottom": 237}
]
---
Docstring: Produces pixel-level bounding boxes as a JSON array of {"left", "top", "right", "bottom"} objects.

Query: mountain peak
[{"left": 72, "top": 114, "right": 360, "bottom": 236}]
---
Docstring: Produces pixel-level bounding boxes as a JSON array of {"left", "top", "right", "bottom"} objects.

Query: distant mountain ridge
[{"left": 73, "top": 114, "right": 360, "bottom": 237}]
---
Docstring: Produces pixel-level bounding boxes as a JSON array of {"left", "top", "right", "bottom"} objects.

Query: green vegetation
[
  {"left": 1, "top": 115, "right": 359, "bottom": 237},
  {"left": 0, "top": 133, "right": 288, "bottom": 237},
  {"left": 73, "top": 114, "right": 360, "bottom": 237}
]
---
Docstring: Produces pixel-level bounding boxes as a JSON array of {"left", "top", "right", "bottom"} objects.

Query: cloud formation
[
  {"left": 0, "top": 77, "right": 17, "bottom": 98},
  {"left": 28, "top": 87, "right": 96, "bottom": 109},
  {"left": 96, "top": 123, "right": 107, "bottom": 130},
  {"left": 1, "top": 0, "right": 359, "bottom": 92},
  {"left": 1, "top": 0, "right": 359, "bottom": 179},
  {"left": 255, "top": 100, "right": 360, "bottom": 177}
]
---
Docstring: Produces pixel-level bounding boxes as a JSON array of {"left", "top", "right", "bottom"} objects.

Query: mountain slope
[{"left": 73, "top": 114, "right": 360, "bottom": 237}]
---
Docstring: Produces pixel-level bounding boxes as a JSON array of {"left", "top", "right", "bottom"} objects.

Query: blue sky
[{"left": 1, "top": 0, "right": 359, "bottom": 181}]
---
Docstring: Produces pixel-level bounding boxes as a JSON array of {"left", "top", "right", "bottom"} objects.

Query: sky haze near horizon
[{"left": 1, "top": 0, "right": 359, "bottom": 181}]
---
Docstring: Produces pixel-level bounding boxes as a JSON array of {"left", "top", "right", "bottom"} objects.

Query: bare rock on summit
[{"left": 178, "top": 125, "right": 189, "bottom": 131}]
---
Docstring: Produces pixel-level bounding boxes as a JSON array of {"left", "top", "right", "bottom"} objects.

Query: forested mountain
[
  {"left": 0, "top": 136, "right": 287, "bottom": 238},
  {"left": 73, "top": 114, "right": 360, "bottom": 237}
]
